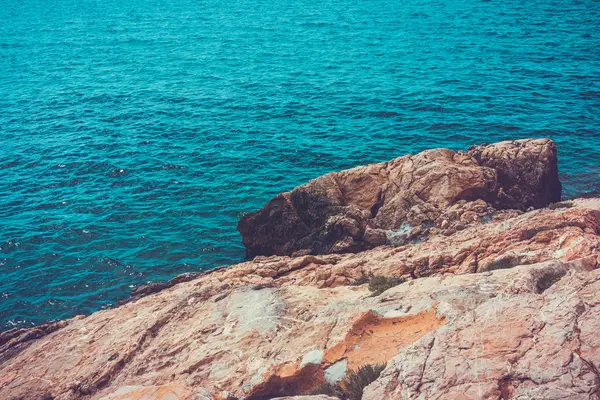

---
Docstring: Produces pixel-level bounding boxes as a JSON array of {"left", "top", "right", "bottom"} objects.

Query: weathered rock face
[
  {"left": 467, "top": 139, "right": 562, "bottom": 209},
  {"left": 1, "top": 197, "right": 599, "bottom": 400},
  {"left": 238, "top": 139, "right": 561, "bottom": 257},
  {"left": 363, "top": 262, "right": 600, "bottom": 400}
]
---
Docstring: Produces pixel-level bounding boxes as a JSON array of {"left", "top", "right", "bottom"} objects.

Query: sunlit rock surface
[
  {"left": 2, "top": 141, "right": 599, "bottom": 400},
  {"left": 238, "top": 139, "right": 560, "bottom": 257}
]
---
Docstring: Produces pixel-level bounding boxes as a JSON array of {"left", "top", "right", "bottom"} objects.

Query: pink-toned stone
[
  {"left": 363, "top": 264, "right": 600, "bottom": 400},
  {"left": 99, "top": 384, "right": 213, "bottom": 400},
  {"left": 238, "top": 139, "right": 560, "bottom": 257},
  {"left": 1, "top": 142, "right": 598, "bottom": 400},
  {"left": 0, "top": 199, "right": 599, "bottom": 400}
]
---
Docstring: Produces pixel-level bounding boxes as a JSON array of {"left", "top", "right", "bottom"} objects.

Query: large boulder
[{"left": 238, "top": 139, "right": 561, "bottom": 257}]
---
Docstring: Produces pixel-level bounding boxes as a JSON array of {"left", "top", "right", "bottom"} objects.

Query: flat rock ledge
[{"left": 2, "top": 140, "right": 600, "bottom": 400}]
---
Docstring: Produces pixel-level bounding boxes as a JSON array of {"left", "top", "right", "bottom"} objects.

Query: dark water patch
[
  {"left": 373, "top": 111, "right": 401, "bottom": 118},
  {"left": 579, "top": 91, "right": 600, "bottom": 100},
  {"left": 31, "top": 201, "right": 70, "bottom": 211},
  {"left": 44, "top": 178, "right": 84, "bottom": 189},
  {"left": 415, "top": 106, "right": 447, "bottom": 112},
  {"left": 0, "top": 160, "right": 21, "bottom": 169},
  {"left": 426, "top": 123, "right": 466, "bottom": 131}
]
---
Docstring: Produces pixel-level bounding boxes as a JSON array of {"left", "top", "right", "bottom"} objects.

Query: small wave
[
  {"left": 425, "top": 123, "right": 465, "bottom": 131},
  {"left": 373, "top": 111, "right": 400, "bottom": 118},
  {"left": 415, "top": 106, "right": 447, "bottom": 112},
  {"left": 32, "top": 201, "right": 69, "bottom": 211},
  {"left": 159, "top": 163, "right": 187, "bottom": 170}
]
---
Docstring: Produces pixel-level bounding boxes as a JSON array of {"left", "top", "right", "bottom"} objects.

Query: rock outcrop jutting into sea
[
  {"left": 2, "top": 139, "right": 600, "bottom": 400},
  {"left": 238, "top": 139, "right": 561, "bottom": 257}
]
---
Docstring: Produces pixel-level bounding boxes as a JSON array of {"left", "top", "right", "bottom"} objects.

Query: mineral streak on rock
[
  {"left": 1, "top": 140, "right": 599, "bottom": 400},
  {"left": 321, "top": 308, "right": 446, "bottom": 371},
  {"left": 245, "top": 308, "right": 445, "bottom": 399},
  {"left": 238, "top": 138, "right": 561, "bottom": 257}
]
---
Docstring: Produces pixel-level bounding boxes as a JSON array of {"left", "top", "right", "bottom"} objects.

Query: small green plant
[
  {"left": 343, "top": 364, "right": 387, "bottom": 400},
  {"left": 312, "top": 382, "right": 340, "bottom": 398},
  {"left": 368, "top": 275, "right": 406, "bottom": 296},
  {"left": 312, "top": 363, "right": 386, "bottom": 400},
  {"left": 548, "top": 201, "right": 575, "bottom": 210},
  {"left": 352, "top": 275, "right": 370, "bottom": 286},
  {"left": 352, "top": 274, "right": 406, "bottom": 296}
]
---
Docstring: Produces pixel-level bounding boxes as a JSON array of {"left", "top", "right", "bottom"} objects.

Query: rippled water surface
[{"left": 1, "top": 0, "right": 599, "bottom": 330}]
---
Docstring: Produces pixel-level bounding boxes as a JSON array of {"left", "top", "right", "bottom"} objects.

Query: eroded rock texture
[
  {"left": 363, "top": 263, "right": 600, "bottom": 400},
  {"left": 238, "top": 139, "right": 561, "bottom": 257},
  {"left": 2, "top": 140, "right": 598, "bottom": 400},
  {"left": 1, "top": 198, "right": 599, "bottom": 400}
]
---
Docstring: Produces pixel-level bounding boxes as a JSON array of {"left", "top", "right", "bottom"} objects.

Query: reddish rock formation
[
  {"left": 1, "top": 198, "right": 598, "bottom": 400},
  {"left": 2, "top": 140, "right": 597, "bottom": 400},
  {"left": 363, "top": 262, "right": 600, "bottom": 400},
  {"left": 238, "top": 139, "right": 561, "bottom": 257},
  {"left": 467, "top": 139, "right": 562, "bottom": 209}
]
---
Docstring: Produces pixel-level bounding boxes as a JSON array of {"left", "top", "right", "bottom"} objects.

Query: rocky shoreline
[{"left": 2, "top": 139, "right": 599, "bottom": 400}]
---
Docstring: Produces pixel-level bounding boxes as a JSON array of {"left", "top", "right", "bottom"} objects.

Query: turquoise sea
[{"left": 1, "top": 0, "right": 599, "bottom": 330}]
